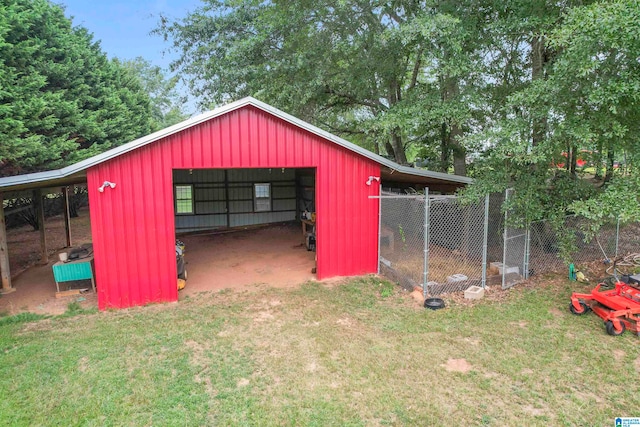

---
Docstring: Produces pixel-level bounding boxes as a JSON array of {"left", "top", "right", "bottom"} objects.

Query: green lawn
[{"left": 1, "top": 277, "right": 637, "bottom": 426}]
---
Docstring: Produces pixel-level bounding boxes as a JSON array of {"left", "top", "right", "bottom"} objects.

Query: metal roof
[{"left": 0, "top": 97, "right": 472, "bottom": 192}]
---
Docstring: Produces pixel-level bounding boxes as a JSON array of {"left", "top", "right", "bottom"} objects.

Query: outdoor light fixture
[
  {"left": 366, "top": 176, "right": 380, "bottom": 186},
  {"left": 98, "top": 181, "right": 116, "bottom": 192}
]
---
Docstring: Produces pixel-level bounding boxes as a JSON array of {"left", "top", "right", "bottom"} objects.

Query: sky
[{"left": 59, "top": 0, "right": 203, "bottom": 113}]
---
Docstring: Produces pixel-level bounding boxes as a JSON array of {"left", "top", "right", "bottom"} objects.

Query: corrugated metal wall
[
  {"left": 87, "top": 105, "right": 380, "bottom": 309},
  {"left": 173, "top": 168, "right": 297, "bottom": 232}
]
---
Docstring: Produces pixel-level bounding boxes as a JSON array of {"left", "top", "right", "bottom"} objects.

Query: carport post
[
  {"left": 62, "top": 186, "right": 72, "bottom": 247},
  {"left": 0, "top": 192, "right": 14, "bottom": 294},
  {"left": 34, "top": 189, "right": 48, "bottom": 265}
]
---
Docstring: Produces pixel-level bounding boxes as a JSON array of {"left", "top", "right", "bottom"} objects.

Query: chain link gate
[
  {"left": 502, "top": 188, "right": 526, "bottom": 289},
  {"left": 427, "top": 195, "right": 488, "bottom": 295},
  {"left": 376, "top": 192, "right": 428, "bottom": 296}
]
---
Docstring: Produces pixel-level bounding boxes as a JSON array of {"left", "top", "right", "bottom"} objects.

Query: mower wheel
[
  {"left": 569, "top": 301, "right": 590, "bottom": 315},
  {"left": 605, "top": 320, "right": 626, "bottom": 336}
]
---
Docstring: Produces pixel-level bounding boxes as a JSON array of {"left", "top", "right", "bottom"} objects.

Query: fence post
[
  {"left": 502, "top": 189, "right": 510, "bottom": 289},
  {"left": 422, "top": 189, "right": 430, "bottom": 299},
  {"left": 523, "top": 226, "right": 530, "bottom": 279},
  {"left": 482, "top": 194, "right": 489, "bottom": 288},
  {"left": 615, "top": 216, "right": 620, "bottom": 258}
]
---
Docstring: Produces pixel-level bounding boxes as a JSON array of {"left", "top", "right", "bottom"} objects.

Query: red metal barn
[
  {"left": 88, "top": 101, "right": 381, "bottom": 309},
  {"left": 0, "top": 98, "right": 470, "bottom": 309}
]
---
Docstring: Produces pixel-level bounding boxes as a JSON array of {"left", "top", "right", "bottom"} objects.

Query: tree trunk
[
  {"left": 531, "top": 35, "right": 548, "bottom": 147},
  {"left": 390, "top": 129, "right": 407, "bottom": 165},
  {"left": 440, "top": 122, "right": 449, "bottom": 172},
  {"left": 385, "top": 141, "right": 396, "bottom": 160},
  {"left": 605, "top": 145, "right": 615, "bottom": 182},
  {"left": 594, "top": 142, "right": 602, "bottom": 179},
  {"left": 442, "top": 77, "right": 466, "bottom": 176},
  {"left": 570, "top": 145, "right": 577, "bottom": 176},
  {"left": 450, "top": 122, "right": 467, "bottom": 176}
]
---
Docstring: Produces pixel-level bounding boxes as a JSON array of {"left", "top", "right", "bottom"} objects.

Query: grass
[{"left": 0, "top": 276, "right": 638, "bottom": 426}]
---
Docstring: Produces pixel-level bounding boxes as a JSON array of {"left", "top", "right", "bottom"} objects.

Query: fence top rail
[
  {"left": 370, "top": 194, "right": 425, "bottom": 199},
  {"left": 374, "top": 191, "right": 462, "bottom": 200}
]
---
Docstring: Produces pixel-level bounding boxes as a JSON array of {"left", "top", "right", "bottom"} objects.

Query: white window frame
[
  {"left": 254, "top": 183, "right": 271, "bottom": 212},
  {"left": 175, "top": 184, "right": 194, "bottom": 215}
]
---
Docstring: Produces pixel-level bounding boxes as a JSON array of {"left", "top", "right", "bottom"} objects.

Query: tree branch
[{"left": 324, "top": 86, "right": 386, "bottom": 111}]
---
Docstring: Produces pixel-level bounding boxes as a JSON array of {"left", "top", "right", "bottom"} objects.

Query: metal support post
[
  {"left": 422, "top": 189, "right": 430, "bottom": 299},
  {"left": 502, "top": 189, "right": 510, "bottom": 289},
  {"left": 523, "top": 226, "right": 531, "bottom": 279},
  {"left": 615, "top": 217, "right": 620, "bottom": 258},
  {"left": 481, "top": 194, "right": 489, "bottom": 288}
]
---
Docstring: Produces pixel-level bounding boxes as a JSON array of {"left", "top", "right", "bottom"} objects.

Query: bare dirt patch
[
  {"left": 444, "top": 358, "right": 472, "bottom": 373},
  {"left": 0, "top": 208, "right": 94, "bottom": 315},
  {"left": 178, "top": 223, "right": 316, "bottom": 297},
  {"left": 523, "top": 405, "right": 546, "bottom": 417},
  {"left": 549, "top": 307, "right": 563, "bottom": 317},
  {"left": 613, "top": 349, "right": 626, "bottom": 362}
]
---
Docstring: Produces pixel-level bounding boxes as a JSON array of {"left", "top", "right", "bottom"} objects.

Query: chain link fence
[
  {"left": 377, "top": 191, "right": 494, "bottom": 297},
  {"left": 502, "top": 188, "right": 526, "bottom": 289},
  {"left": 528, "top": 216, "right": 640, "bottom": 278},
  {"left": 377, "top": 188, "right": 640, "bottom": 297},
  {"left": 427, "top": 196, "right": 487, "bottom": 295},
  {"left": 378, "top": 193, "right": 426, "bottom": 292}
]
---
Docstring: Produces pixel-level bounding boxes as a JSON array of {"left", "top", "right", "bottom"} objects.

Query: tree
[
  {"left": 0, "top": 0, "right": 155, "bottom": 176},
  {"left": 158, "top": 0, "right": 490, "bottom": 174},
  {"left": 121, "top": 57, "right": 189, "bottom": 130},
  {"left": 467, "top": 0, "right": 640, "bottom": 228}
]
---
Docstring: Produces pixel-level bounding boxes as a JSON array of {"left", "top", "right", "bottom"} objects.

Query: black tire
[
  {"left": 178, "top": 269, "right": 187, "bottom": 281},
  {"left": 605, "top": 320, "right": 625, "bottom": 336},
  {"left": 424, "top": 298, "right": 445, "bottom": 310},
  {"left": 569, "top": 301, "right": 590, "bottom": 315}
]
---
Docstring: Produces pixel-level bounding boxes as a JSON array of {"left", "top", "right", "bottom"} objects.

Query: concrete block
[
  {"left": 447, "top": 273, "right": 468, "bottom": 283},
  {"left": 464, "top": 285, "right": 485, "bottom": 300},
  {"left": 489, "top": 262, "right": 519, "bottom": 275}
]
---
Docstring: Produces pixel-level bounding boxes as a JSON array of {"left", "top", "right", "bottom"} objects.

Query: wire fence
[{"left": 377, "top": 189, "right": 640, "bottom": 297}]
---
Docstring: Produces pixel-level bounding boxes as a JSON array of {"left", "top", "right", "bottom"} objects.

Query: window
[
  {"left": 175, "top": 185, "right": 193, "bottom": 214},
  {"left": 254, "top": 183, "right": 271, "bottom": 212}
]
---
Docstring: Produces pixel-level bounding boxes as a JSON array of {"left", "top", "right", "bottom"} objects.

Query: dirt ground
[
  {"left": 178, "top": 223, "right": 316, "bottom": 297},
  {"left": 0, "top": 212, "right": 316, "bottom": 315}
]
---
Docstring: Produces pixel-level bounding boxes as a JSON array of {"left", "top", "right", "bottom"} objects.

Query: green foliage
[
  {"left": 121, "top": 57, "right": 189, "bottom": 130},
  {"left": 464, "top": 0, "right": 639, "bottom": 227},
  {"left": 570, "top": 174, "right": 640, "bottom": 239},
  {"left": 0, "top": 0, "right": 155, "bottom": 176},
  {"left": 378, "top": 281, "right": 395, "bottom": 298}
]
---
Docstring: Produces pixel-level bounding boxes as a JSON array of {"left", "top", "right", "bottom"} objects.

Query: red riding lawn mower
[{"left": 569, "top": 257, "right": 640, "bottom": 337}]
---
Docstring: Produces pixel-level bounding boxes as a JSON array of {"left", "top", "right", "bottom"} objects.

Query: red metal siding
[{"left": 87, "top": 106, "right": 380, "bottom": 309}]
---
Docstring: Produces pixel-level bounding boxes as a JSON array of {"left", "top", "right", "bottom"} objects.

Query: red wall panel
[{"left": 88, "top": 106, "right": 380, "bottom": 309}]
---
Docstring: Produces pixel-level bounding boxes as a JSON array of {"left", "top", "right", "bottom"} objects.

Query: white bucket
[{"left": 58, "top": 252, "right": 68, "bottom": 262}]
